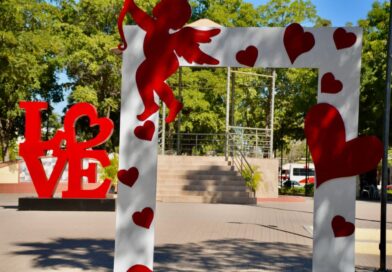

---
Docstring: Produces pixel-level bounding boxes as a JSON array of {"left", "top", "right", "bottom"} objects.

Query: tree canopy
[
  {"left": 359, "top": 1, "right": 390, "bottom": 138},
  {"left": 0, "top": 0, "right": 64, "bottom": 161},
  {"left": 0, "top": 0, "right": 389, "bottom": 161}
]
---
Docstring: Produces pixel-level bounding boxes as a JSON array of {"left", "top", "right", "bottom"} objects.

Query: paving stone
[{"left": 0, "top": 194, "right": 390, "bottom": 271}]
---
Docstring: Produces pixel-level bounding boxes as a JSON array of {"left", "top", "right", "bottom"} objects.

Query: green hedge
[{"left": 279, "top": 183, "right": 314, "bottom": 196}]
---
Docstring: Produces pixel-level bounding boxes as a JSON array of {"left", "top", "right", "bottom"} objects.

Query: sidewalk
[{"left": 0, "top": 194, "right": 390, "bottom": 271}]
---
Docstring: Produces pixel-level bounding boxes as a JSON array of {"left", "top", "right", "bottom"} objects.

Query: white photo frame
[{"left": 114, "top": 25, "right": 363, "bottom": 272}]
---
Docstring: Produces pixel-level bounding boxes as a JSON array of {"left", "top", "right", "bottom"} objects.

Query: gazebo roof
[{"left": 186, "top": 19, "right": 222, "bottom": 27}]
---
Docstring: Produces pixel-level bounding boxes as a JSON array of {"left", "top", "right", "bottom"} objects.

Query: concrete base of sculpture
[{"left": 18, "top": 197, "right": 115, "bottom": 211}]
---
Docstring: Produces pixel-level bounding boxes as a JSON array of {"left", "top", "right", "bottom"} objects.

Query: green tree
[
  {"left": 0, "top": 0, "right": 63, "bottom": 161},
  {"left": 257, "top": 0, "right": 317, "bottom": 27},
  {"left": 190, "top": 0, "right": 259, "bottom": 26},
  {"left": 58, "top": 0, "right": 123, "bottom": 151},
  {"left": 359, "top": 1, "right": 389, "bottom": 139},
  {"left": 273, "top": 68, "right": 318, "bottom": 149}
]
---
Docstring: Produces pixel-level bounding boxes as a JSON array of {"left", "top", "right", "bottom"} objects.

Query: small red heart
[
  {"left": 332, "top": 215, "right": 355, "bottom": 237},
  {"left": 334, "top": 28, "right": 357, "bottom": 50},
  {"left": 134, "top": 121, "right": 155, "bottom": 141},
  {"left": 117, "top": 167, "right": 139, "bottom": 188},
  {"left": 305, "top": 103, "right": 383, "bottom": 188},
  {"left": 321, "top": 72, "right": 343, "bottom": 94},
  {"left": 284, "top": 23, "right": 315, "bottom": 64},
  {"left": 236, "top": 46, "right": 258, "bottom": 67},
  {"left": 132, "top": 207, "right": 154, "bottom": 229},
  {"left": 127, "top": 265, "right": 152, "bottom": 272}
]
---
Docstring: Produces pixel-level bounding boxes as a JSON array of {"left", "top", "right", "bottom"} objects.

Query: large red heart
[
  {"left": 127, "top": 265, "right": 152, "bottom": 272},
  {"left": 305, "top": 103, "right": 383, "bottom": 188},
  {"left": 321, "top": 72, "right": 343, "bottom": 94},
  {"left": 334, "top": 28, "right": 357, "bottom": 50},
  {"left": 134, "top": 121, "right": 155, "bottom": 141},
  {"left": 284, "top": 23, "right": 315, "bottom": 64},
  {"left": 132, "top": 207, "right": 154, "bottom": 229},
  {"left": 332, "top": 215, "right": 355, "bottom": 238},
  {"left": 117, "top": 167, "right": 139, "bottom": 188},
  {"left": 236, "top": 46, "right": 258, "bottom": 67}
]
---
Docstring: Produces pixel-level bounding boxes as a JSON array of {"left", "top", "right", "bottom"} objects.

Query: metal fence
[
  {"left": 228, "top": 126, "right": 272, "bottom": 158},
  {"left": 158, "top": 126, "right": 272, "bottom": 158}
]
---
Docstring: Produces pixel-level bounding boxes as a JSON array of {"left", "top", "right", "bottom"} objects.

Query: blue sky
[
  {"left": 53, "top": 0, "right": 378, "bottom": 115},
  {"left": 246, "top": 0, "right": 375, "bottom": 26}
]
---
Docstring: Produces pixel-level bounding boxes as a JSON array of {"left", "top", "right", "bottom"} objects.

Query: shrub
[
  {"left": 279, "top": 185, "right": 314, "bottom": 197},
  {"left": 100, "top": 153, "right": 119, "bottom": 190},
  {"left": 304, "top": 183, "right": 314, "bottom": 196},
  {"left": 241, "top": 165, "right": 262, "bottom": 197}
]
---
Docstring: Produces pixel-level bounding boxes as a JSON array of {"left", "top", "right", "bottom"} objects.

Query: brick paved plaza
[{"left": 0, "top": 194, "right": 391, "bottom": 271}]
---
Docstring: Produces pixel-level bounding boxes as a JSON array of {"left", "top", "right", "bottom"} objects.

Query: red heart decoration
[
  {"left": 117, "top": 167, "right": 139, "bottom": 188},
  {"left": 305, "top": 103, "right": 383, "bottom": 188},
  {"left": 236, "top": 46, "right": 258, "bottom": 67},
  {"left": 132, "top": 207, "right": 154, "bottom": 229},
  {"left": 284, "top": 23, "right": 315, "bottom": 64},
  {"left": 134, "top": 121, "right": 155, "bottom": 141},
  {"left": 332, "top": 215, "right": 355, "bottom": 237},
  {"left": 127, "top": 265, "right": 152, "bottom": 272},
  {"left": 334, "top": 28, "right": 357, "bottom": 50},
  {"left": 321, "top": 72, "right": 343, "bottom": 94}
]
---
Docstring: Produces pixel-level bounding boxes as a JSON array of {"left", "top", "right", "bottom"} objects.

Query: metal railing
[
  {"left": 159, "top": 133, "right": 226, "bottom": 156},
  {"left": 158, "top": 126, "right": 272, "bottom": 158},
  {"left": 228, "top": 133, "right": 254, "bottom": 177},
  {"left": 228, "top": 126, "right": 272, "bottom": 158}
]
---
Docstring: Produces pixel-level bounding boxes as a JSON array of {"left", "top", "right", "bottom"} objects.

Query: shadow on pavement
[
  {"left": 154, "top": 239, "right": 312, "bottom": 272},
  {"left": 12, "top": 238, "right": 114, "bottom": 271},
  {"left": 1, "top": 205, "right": 18, "bottom": 209},
  {"left": 12, "top": 238, "right": 313, "bottom": 271},
  {"left": 258, "top": 205, "right": 392, "bottom": 225},
  {"left": 228, "top": 222, "right": 313, "bottom": 240}
]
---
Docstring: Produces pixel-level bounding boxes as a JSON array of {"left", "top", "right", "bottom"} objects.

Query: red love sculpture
[
  {"left": 236, "top": 46, "right": 259, "bottom": 67},
  {"left": 305, "top": 103, "right": 383, "bottom": 188},
  {"left": 284, "top": 23, "right": 315, "bottom": 64},
  {"left": 332, "top": 215, "right": 355, "bottom": 238},
  {"left": 132, "top": 207, "right": 154, "bottom": 229},
  {"left": 19, "top": 102, "right": 114, "bottom": 198},
  {"left": 334, "top": 28, "right": 357, "bottom": 50}
]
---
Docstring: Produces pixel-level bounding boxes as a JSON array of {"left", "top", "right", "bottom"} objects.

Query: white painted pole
[
  {"left": 162, "top": 103, "right": 166, "bottom": 155},
  {"left": 269, "top": 69, "right": 276, "bottom": 158},
  {"left": 225, "top": 67, "right": 231, "bottom": 161}
]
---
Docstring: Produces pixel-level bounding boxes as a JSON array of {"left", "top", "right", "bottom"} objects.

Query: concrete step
[
  {"left": 157, "top": 190, "right": 253, "bottom": 198},
  {"left": 156, "top": 184, "right": 249, "bottom": 192},
  {"left": 158, "top": 165, "right": 235, "bottom": 171},
  {"left": 157, "top": 179, "right": 246, "bottom": 186},
  {"left": 157, "top": 173, "right": 242, "bottom": 181},
  {"left": 157, "top": 189, "right": 253, "bottom": 198},
  {"left": 156, "top": 155, "right": 254, "bottom": 205},
  {"left": 158, "top": 170, "right": 239, "bottom": 176},
  {"left": 158, "top": 155, "right": 228, "bottom": 162},
  {"left": 156, "top": 195, "right": 256, "bottom": 205}
]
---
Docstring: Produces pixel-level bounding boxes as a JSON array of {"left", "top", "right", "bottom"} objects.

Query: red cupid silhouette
[{"left": 118, "top": 0, "right": 221, "bottom": 123}]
